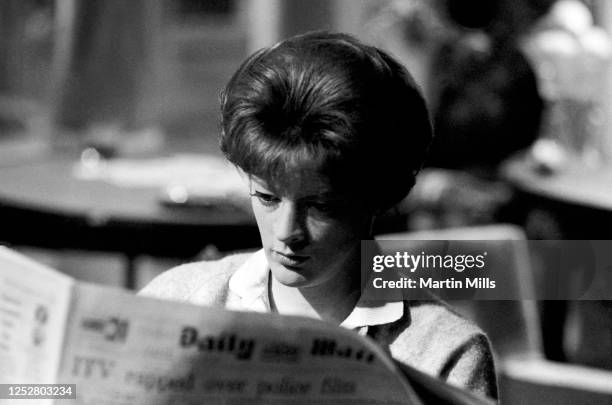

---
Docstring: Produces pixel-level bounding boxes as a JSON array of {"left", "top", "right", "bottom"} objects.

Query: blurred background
[{"left": 1, "top": 0, "right": 612, "bottom": 403}]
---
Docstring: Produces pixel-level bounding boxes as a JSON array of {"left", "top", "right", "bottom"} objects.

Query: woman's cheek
[
  {"left": 305, "top": 216, "right": 337, "bottom": 242},
  {"left": 314, "top": 219, "right": 357, "bottom": 248}
]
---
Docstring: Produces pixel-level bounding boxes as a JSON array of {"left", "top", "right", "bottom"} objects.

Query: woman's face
[{"left": 249, "top": 169, "right": 371, "bottom": 289}]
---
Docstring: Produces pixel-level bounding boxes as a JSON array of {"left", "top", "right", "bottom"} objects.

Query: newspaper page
[
  {"left": 56, "top": 282, "right": 423, "bottom": 405},
  {"left": 0, "top": 247, "right": 74, "bottom": 405}
]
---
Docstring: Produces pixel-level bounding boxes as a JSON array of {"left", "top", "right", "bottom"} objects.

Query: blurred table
[
  {"left": 501, "top": 154, "right": 612, "bottom": 366},
  {"left": 0, "top": 154, "right": 260, "bottom": 288},
  {"left": 501, "top": 155, "right": 612, "bottom": 238}
]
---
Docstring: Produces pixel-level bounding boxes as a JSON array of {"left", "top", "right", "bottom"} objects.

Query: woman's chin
[{"left": 270, "top": 263, "right": 311, "bottom": 287}]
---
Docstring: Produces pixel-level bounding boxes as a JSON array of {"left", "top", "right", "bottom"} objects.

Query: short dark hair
[{"left": 220, "top": 31, "right": 432, "bottom": 212}]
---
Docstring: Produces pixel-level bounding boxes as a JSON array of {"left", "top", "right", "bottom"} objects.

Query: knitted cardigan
[{"left": 140, "top": 253, "right": 498, "bottom": 401}]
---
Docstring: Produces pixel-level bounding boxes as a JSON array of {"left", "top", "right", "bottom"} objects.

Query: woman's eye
[
  {"left": 309, "top": 201, "right": 341, "bottom": 215},
  {"left": 251, "top": 192, "right": 280, "bottom": 206}
]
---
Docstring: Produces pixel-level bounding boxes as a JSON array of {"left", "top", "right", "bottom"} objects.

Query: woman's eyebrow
[
  {"left": 249, "top": 180, "right": 272, "bottom": 192},
  {"left": 249, "top": 180, "right": 342, "bottom": 201},
  {"left": 298, "top": 192, "right": 344, "bottom": 202}
]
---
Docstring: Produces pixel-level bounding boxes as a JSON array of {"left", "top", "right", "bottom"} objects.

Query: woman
[{"left": 141, "top": 31, "right": 497, "bottom": 400}]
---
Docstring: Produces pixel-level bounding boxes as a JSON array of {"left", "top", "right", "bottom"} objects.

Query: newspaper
[{"left": 0, "top": 247, "right": 489, "bottom": 405}]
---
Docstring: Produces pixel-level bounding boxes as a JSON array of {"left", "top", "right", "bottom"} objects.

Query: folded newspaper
[{"left": 0, "top": 246, "right": 490, "bottom": 405}]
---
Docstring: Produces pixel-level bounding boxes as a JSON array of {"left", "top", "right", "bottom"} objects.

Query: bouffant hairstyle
[{"left": 220, "top": 31, "right": 432, "bottom": 212}]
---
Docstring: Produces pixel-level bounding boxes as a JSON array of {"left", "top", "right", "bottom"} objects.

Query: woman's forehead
[{"left": 249, "top": 168, "right": 335, "bottom": 198}]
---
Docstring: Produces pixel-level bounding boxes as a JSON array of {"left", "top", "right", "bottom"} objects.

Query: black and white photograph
[{"left": 1, "top": 1, "right": 612, "bottom": 404}]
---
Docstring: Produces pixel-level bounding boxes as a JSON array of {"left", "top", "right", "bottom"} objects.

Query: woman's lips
[{"left": 272, "top": 251, "right": 309, "bottom": 268}]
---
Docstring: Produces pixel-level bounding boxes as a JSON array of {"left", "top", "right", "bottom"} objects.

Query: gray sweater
[{"left": 140, "top": 253, "right": 498, "bottom": 401}]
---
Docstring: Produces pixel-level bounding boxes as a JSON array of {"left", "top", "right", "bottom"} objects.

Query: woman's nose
[{"left": 274, "top": 202, "right": 307, "bottom": 245}]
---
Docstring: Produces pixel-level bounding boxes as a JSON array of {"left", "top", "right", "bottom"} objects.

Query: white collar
[
  {"left": 228, "top": 249, "right": 404, "bottom": 328},
  {"left": 227, "top": 249, "right": 270, "bottom": 312}
]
